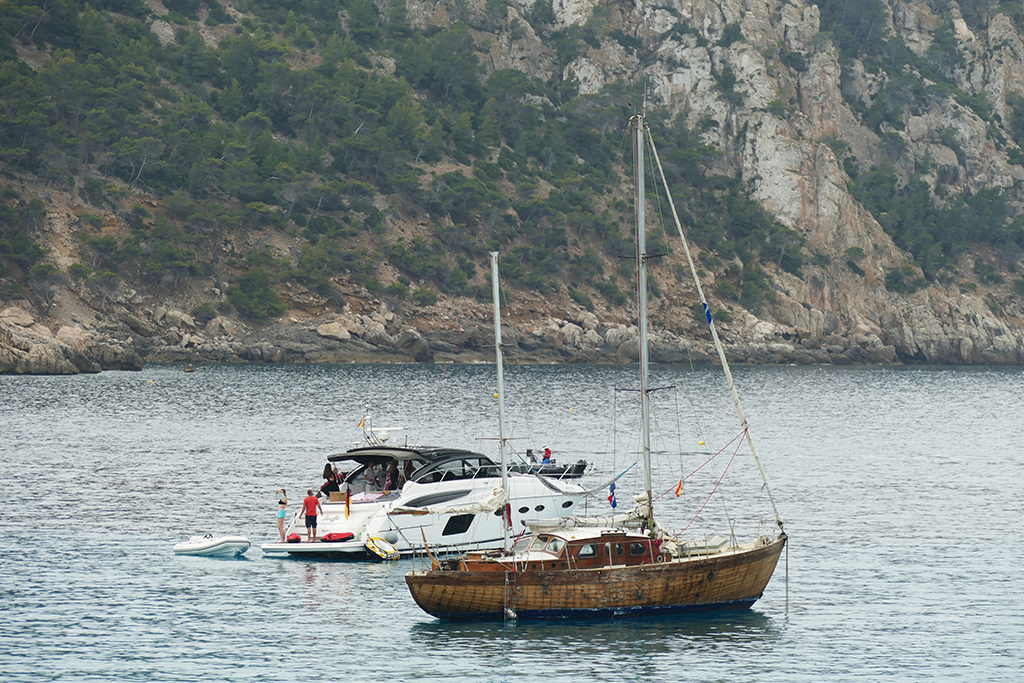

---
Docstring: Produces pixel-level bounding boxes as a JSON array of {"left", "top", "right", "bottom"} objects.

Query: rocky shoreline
[{"left": 1, "top": 301, "right": 919, "bottom": 376}]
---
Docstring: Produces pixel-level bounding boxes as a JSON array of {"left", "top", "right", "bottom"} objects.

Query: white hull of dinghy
[
  {"left": 174, "top": 535, "right": 250, "bottom": 557},
  {"left": 261, "top": 538, "right": 384, "bottom": 559}
]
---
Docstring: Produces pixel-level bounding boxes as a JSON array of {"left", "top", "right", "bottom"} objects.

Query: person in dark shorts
[{"left": 302, "top": 489, "right": 323, "bottom": 542}]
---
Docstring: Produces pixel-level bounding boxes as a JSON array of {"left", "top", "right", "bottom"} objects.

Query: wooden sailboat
[{"left": 405, "top": 113, "right": 787, "bottom": 620}]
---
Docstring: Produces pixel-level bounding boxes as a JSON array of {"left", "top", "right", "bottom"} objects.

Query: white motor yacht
[{"left": 261, "top": 445, "right": 587, "bottom": 560}]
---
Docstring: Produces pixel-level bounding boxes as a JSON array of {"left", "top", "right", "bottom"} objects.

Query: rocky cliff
[{"left": 3, "top": 0, "right": 1024, "bottom": 373}]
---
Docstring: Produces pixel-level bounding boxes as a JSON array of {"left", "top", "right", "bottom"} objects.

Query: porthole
[
  {"left": 534, "top": 505, "right": 545, "bottom": 512},
  {"left": 561, "top": 501, "right": 573, "bottom": 508},
  {"left": 493, "top": 509, "right": 503, "bottom": 516},
  {"left": 518, "top": 506, "right": 529, "bottom": 514}
]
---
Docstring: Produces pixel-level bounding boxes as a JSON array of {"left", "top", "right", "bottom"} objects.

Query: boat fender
[
  {"left": 286, "top": 533, "right": 301, "bottom": 543},
  {"left": 365, "top": 537, "right": 400, "bottom": 561}
]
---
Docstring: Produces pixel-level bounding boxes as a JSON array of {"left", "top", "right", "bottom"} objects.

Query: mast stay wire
[
  {"left": 644, "top": 124, "right": 784, "bottom": 530},
  {"left": 641, "top": 128, "right": 742, "bottom": 535}
]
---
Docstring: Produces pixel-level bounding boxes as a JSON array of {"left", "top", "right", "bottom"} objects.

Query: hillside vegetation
[{"left": 2, "top": 0, "right": 1024, "bottom": 363}]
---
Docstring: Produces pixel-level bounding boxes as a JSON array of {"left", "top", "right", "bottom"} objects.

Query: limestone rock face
[
  {"left": 394, "top": 327, "right": 433, "bottom": 363},
  {"left": 316, "top": 323, "right": 352, "bottom": 342},
  {"left": 0, "top": 308, "right": 100, "bottom": 375},
  {"left": 404, "top": 0, "right": 1022, "bottom": 364},
  {"left": 85, "top": 342, "right": 145, "bottom": 371}
]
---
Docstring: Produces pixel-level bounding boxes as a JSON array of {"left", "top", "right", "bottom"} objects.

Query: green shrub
[
  {"left": 78, "top": 213, "right": 105, "bottom": 230},
  {"left": 192, "top": 302, "right": 218, "bottom": 323},
  {"left": 69, "top": 263, "right": 92, "bottom": 279},
  {"left": 595, "top": 279, "right": 628, "bottom": 306},
  {"left": 384, "top": 280, "right": 410, "bottom": 298},
  {"left": 716, "top": 280, "right": 737, "bottom": 299},
  {"left": 568, "top": 287, "right": 595, "bottom": 311},
  {"left": 412, "top": 287, "right": 437, "bottom": 306},
  {"left": 885, "top": 264, "right": 927, "bottom": 293},
  {"left": 227, "top": 268, "right": 287, "bottom": 320},
  {"left": 647, "top": 274, "right": 662, "bottom": 298}
]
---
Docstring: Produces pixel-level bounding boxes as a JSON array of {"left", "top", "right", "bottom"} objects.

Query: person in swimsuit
[{"left": 276, "top": 488, "right": 288, "bottom": 542}]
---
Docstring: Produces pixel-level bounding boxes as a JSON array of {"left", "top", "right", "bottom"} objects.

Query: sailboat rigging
[{"left": 404, "top": 112, "right": 787, "bottom": 619}]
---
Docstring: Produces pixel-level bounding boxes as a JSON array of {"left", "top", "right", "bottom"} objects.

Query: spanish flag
[
  {"left": 357, "top": 417, "right": 365, "bottom": 429},
  {"left": 344, "top": 487, "right": 352, "bottom": 519},
  {"left": 675, "top": 480, "right": 683, "bottom": 497}
]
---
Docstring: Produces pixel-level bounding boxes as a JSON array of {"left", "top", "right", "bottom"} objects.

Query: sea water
[{"left": 1, "top": 363, "right": 1022, "bottom": 682}]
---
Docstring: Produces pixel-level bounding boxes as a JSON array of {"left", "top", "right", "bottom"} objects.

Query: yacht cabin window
[{"left": 545, "top": 537, "right": 565, "bottom": 554}]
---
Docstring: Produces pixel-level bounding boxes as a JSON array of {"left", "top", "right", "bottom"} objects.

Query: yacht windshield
[{"left": 412, "top": 456, "right": 501, "bottom": 483}]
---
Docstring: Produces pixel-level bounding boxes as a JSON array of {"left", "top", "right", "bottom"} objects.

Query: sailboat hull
[{"left": 405, "top": 535, "right": 786, "bottom": 620}]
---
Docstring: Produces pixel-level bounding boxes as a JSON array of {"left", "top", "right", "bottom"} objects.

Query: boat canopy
[{"left": 326, "top": 446, "right": 490, "bottom": 467}]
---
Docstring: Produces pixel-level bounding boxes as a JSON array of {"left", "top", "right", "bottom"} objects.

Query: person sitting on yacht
[{"left": 319, "top": 463, "right": 341, "bottom": 497}]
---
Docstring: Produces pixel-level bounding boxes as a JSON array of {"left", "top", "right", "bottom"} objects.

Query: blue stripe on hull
[{"left": 429, "top": 597, "right": 760, "bottom": 621}]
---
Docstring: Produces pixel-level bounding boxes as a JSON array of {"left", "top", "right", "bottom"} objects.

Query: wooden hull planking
[{"left": 406, "top": 535, "right": 786, "bottom": 619}]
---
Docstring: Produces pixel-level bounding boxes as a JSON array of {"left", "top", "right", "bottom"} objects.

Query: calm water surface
[{"left": 2, "top": 363, "right": 1022, "bottom": 681}]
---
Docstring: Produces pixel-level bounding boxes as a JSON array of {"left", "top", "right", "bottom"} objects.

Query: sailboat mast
[
  {"left": 632, "top": 114, "right": 654, "bottom": 532},
  {"left": 490, "top": 251, "right": 512, "bottom": 552}
]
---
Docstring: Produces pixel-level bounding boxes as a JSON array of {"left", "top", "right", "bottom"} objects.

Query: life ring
[{"left": 365, "top": 537, "right": 400, "bottom": 561}]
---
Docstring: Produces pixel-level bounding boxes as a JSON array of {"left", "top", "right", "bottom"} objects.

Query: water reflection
[
  {"left": 404, "top": 610, "right": 783, "bottom": 682},
  {"left": 410, "top": 608, "right": 782, "bottom": 650}
]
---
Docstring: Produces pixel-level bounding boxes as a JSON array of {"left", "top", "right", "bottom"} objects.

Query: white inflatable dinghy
[{"left": 174, "top": 534, "right": 250, "bottom": 557}]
